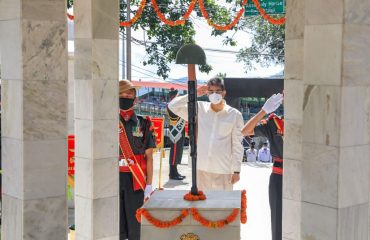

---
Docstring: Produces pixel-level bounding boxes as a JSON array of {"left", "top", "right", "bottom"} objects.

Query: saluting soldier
[
  {"left": 118, "top": 80, "right": 156, "bottom": 240},
  {"left": 242, "top": 93, "right": 283, "bottom": 240},
  {"left": 167, "top": 89, "right": 186, "bottom": 180}
]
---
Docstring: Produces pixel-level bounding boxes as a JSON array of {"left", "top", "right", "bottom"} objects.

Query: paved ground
[{"left": 69, "top": 147, "right": 273, "bottom": 240}]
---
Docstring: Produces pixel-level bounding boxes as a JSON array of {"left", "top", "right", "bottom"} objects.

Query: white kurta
[{"left": 168, "top": 95, "right": 244, "bottom": 174}]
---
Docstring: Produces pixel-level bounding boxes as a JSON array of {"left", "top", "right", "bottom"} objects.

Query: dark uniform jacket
[
  {"left": 167, "top": 106, "right": 185, "bottom": 166},
  {"left": 253, "top": 114, "right": 284, "bottom": 173},
  {"left": 120, "top": 113, "right": 156, "bottom": 156}
]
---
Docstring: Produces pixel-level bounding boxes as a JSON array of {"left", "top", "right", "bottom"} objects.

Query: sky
[{"left": 68, "top": 9, "right": 284, "bottom": 83}]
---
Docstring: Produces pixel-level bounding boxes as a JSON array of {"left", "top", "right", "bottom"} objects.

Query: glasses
[{"left": 207, "top": 90, "right": 223, "bottom": 94}]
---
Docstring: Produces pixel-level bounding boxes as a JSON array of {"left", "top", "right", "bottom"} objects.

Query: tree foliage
[
  {"left": 120, "top": 0, "right": 245, "bottom": 79},
  {"left": 235, "top": 16, "right": 285, "bottom": 73},
  {"left": 125, "top": 1, "right": 197, "bottom": 79},
  {"left": 67, "top": 0, "right": 240, "bottom": 79},
  {"left": 67, "top": 0, "right": 285, "bottom": 78}
]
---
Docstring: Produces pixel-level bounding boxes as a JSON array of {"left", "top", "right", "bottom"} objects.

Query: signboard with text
[{"left": 244, "top": 0, "right": 285, "bottom": 16}]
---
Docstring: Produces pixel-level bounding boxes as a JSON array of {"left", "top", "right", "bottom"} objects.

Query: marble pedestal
[{"left": 141, "top": 190, "right": 241, "bottom": 240}]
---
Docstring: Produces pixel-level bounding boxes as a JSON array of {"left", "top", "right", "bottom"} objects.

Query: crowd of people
[{"left": 118, "top": 78, "right": 284, "bottom": 240}]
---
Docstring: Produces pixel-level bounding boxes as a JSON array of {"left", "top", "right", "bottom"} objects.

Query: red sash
[{"left": 119, "top": 121, "right": 146, "bottom": 191}]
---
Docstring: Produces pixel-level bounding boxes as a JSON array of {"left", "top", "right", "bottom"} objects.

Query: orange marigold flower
[
  {"left": 240, "top": 190, "right": 247, "bottom": 224},
  {"left": 250, "top": 0, "right": 285, "bottom": 25},
  {"left": 184, "top": 191, "right": 207, "bottom": 201},
  {"left": 151, "top": 0, "right": 195, "bottom": 26},
  {"left": 138, "top": 208, "right": 189, "bottom": 228}
]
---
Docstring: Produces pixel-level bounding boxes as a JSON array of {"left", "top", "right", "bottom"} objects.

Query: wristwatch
[{"left": 234, "top": 172, "right": 240, "bottom": 174}]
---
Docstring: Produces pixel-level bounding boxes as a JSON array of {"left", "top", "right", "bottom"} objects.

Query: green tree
[
  {"left": 235, "top": 16, "right": 285, "bottom": 73},
  {"left": 188, "top": 2, "right": 285, "bottom": 74},
  {"left": 216, "top": 72, "right": 227, "bottom": 78},
  {"left": 120, "top": 0, "right": 245, "bottom": 79},
  {"left": 67, "top": 1, "right": 284, "bottom": 78},
  {"left": 67, "top": 0, "right": 241, "bottom": 79}
]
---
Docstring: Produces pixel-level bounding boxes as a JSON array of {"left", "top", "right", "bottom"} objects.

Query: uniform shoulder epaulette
[
  {"left": 269, "top": 113, "right": 283, "bottom": 121},
  {"left": 271, "top": 114, "right": 284, "bottom": 135},
  {"left": 142, "top": 116, "right": 155, "bottom": 131},
  {"left": 268, "top": 113, "right": 276, "bottom": 120},
  {"left": 137, "top": 115, "right": 150, "bottom": 121}
]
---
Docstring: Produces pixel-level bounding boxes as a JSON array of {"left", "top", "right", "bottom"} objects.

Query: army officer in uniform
[
  {"left": 118, "top": 80, "right": 156, "bottom": 240},
  {"left": 242, "top": 93, "right": 284, "bottom": 240},
  {"left": 167, "top": 89, "right": 186, "bottom": 180}
]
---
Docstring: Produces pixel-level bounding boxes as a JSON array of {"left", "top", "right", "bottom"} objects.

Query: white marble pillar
[
  {"left": 74, "top": 0, "right": 119, "bottom": 239},
  {"left": 0, "top": 0, "right": 68, "bottom": 239},
  {"left": 283, "top": 0, "right": 305, "bottom": 239},
  {"left": 67, "top": 17, "right": 75, "bottom": 135},
  {"left": 299, "top": 0, "right": 370, "bottom": 239},
  {"left": 68, "top": 53, "right": 75, "bottom": 135}
]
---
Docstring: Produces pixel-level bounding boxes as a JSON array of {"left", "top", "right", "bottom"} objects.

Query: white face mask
[{"left": 208, "top": 93, "right": 223, "bottom": 104}]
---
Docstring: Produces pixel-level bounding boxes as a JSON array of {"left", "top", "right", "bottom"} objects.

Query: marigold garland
[
  {"left": 191, "top": 208, "right": 239, "bottom": 228},
  {"left": 67, "top": 13, "right": 74, "bottom": 20},
  {"left": 120, "top": 0, "right": 147, "bottom": 27},
  {"left": 249, "top": 0, "right": 285, "bottom": 25},
  {"left": 67, "top": 0, "right": 284, "bottom": 28},
  {"left": 136, "top": 189, "right": 247, "bottom": 229},
  {"left": 151, "top": 0, "right": 197, "bottom": 26},
  {"left": 66, "top": 0, "right": 147, "bottom": 27},
  {"left": 198, "top": 0, "right": 248, "bottom": 31},
  {"left": 240, "top": 190, "right": 247, "bottom": 224},
  {"left": 183, "top": 190, "right": 207, "bottom": 201},
  {"left": 136, "top": 208, "right": 189, "bottom": 228}
]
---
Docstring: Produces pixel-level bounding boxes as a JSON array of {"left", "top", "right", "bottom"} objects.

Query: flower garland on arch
[
  {"left": 66, "top": 0, "right": 147, "bottom": 26},
  {"left": 67, "top": 0, "right": 284, "bottom": 29},
  {"left": 120, "top": 0, "right": 147, "bottom": 27},
  {"left": 67, "top": 13, "right": 74, "bottom": 20},
  {"left": 151, "top": 0, "right": 197, "bottom": 27},
  {"left": 198, "top": 0, "right": 248, "bottom": 31},
  {"left": 249, "top": 0, "right": 285, "bottom": 25}
]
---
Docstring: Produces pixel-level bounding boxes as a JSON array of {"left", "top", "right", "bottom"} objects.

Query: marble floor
[{"left": 67, "top": 148, "right": 273, "bottom": 240}]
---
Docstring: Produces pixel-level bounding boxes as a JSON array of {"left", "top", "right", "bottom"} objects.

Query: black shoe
[
  {"left": 177, "top": 174, "right": 186, "bottom": 179},
  {"left": 174, "top": 166, "right": 186, "bottom": 179},
  {"left": 169, "top": 175, "right": 185, "bottom": 180}
]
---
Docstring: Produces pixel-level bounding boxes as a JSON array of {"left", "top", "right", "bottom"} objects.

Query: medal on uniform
[
  {"left": 132, "top": 125, "right": 143, "bottom": 137},
  {"left": 119, "top": 159, "right": 126, "bottom": 166}
]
